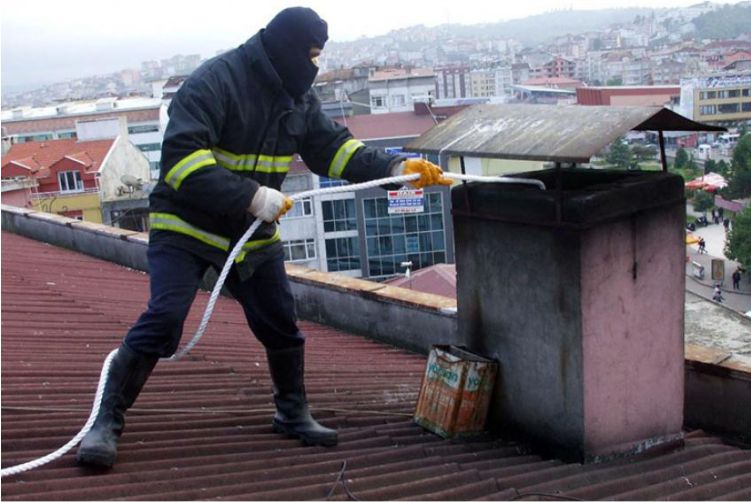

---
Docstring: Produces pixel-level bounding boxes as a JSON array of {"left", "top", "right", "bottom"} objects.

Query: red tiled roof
[
  {"left": 2, "top": 231, "right": 751, "bottom": 500},
  {"left": 1, "top": 139, "right": 113, "bottom": 176},
  {"left": 334, "top": 112, "right": 436, "bottom": 141},
  {"left": 384, "top": 264, "right": 457, "bottom": 299}
]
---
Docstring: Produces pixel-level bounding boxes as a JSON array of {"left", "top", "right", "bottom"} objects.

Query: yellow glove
[
  {"left": 397, "top": 158, "right": 452, "bottom": 189},
  {"left": 248, "top": 186, "right": 294, "bottom": 222}
]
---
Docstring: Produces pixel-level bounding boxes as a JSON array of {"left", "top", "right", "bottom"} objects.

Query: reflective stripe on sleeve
[
  {"left": 327, "top": 139, "right": 364, "bottom": 179},
  {"left": 212, "top": 147, "right": 292, "bottom": 174},
  {"left": 164, "top": 149, "right": 217, "bottom": 190}
]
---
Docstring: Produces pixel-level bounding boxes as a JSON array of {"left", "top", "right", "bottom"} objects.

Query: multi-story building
[
  {"left": 368, "top": 68, "right": 436, "bottom": 114},
  {"left": 434, "top": 64, "right": 471, "bottom": 99},
  {"left": 678, "top": 70, "right": 751, "bottom": 126},
  {"left": 469, "top": 70, "right": 496, "bottom": 98},
  {"left": 278, "top": 108, "right": 455, "bottom": 279},
  {"left": 651, "top": 60, "right": 686, "bottom": 85},
  {"left": 622, "top": 58, "right": 653, "bottom": 86},
  {"left": 1, "top": 97, "right": 166, "bottom": 180},
  {"left": 1, "top": 117, "right": 152, "bottom": 229}
]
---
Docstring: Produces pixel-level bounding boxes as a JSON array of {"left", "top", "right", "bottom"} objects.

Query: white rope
[{"left": 0, "top": 171, "right": 543, "bottom": 477}]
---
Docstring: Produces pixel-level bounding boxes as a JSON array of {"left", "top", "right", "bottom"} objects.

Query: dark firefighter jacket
[{"left": 149, "top": 31, "right": 402, "bottom": 277}]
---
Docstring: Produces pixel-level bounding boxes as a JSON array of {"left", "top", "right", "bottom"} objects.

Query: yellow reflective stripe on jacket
[
  {"left": 235, "top": 227, "right": 281, "bottom": 263},
  {"left": 150, "top": 213, "right": 281, "bottom": 260},
  {"left": 149, "top": 212, "right": 229, "bottom": 250},
  {"left": 328, "top": 139, "right": 364, "bottom": 179},
  {"left": 164, "top": 149, "right": 217, "bottom": 190},
  {"left": 212, "top": 147, "right": 292, "bottom": 174}
]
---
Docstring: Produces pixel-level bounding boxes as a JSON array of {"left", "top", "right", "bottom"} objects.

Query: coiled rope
[{"left": 1, "top": 172, "right": 544, "bottom": 477}]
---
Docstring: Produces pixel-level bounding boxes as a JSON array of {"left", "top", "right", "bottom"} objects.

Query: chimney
[{"left": 453, "top": 169, "right": 685, "bottom": 462}]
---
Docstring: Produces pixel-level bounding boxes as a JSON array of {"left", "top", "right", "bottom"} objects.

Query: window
[
  {"left": 371, "top": 96, "right": 385, "bottom": 108},
  {"left": 283, "top": 238, "right": 316, "bottom": 262},
  {"left": 363, "top": 191, "right": 447, "bottom": 278},
  {"left": 17, "top": 133, "right": 53, "bottom": 143},
  {"left": 58, "top": 171, "right": 84, "bottom": 192},
  {"left": 57, "top": 131, "right": 77, "bottom": 139},
  {"left": 284, "top": 197, "right": 313, "bottom": 218},
  {"left": 128, "top": 124, "right": 160, "bottom": 134},
  {"left": 700, "top": 105, "right": 717, "bottom": 115},
  {"left": 392, "top": 94, "right": 406, "bottom": 107},
  {"left": 718, "top": 103, "right": 740, "bottom": 114},
  {"left": 319, "top": 176, "right": 348, "bottom": 188},
  {"left": 137, "top": 143, "right": 162, "bottom": 152},
  {"left": 742, "top": 102, "right": 751, "bottom": 112},
  {"left": 325, "top": 237, "right": 360, "bottom": 272},
  {"left": 322, "top": 198, "right": 357, "bottom": 232}
]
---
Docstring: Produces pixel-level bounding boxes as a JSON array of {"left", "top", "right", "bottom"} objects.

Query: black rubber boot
[
  {"left": 266, "top": 345, "right": 338, "bottom": 446},
  {"left": 76, "top": 344, "right": 158, "bottom": 468}
]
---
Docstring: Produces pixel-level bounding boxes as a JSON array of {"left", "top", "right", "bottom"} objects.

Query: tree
[
  {"left": 674, "top": 148, "right": 689, "bottom": 170},
  {"left": 723, "top": 134, "right": 751, "bottom": 199},
  {"left": 704, "top": 159, "right": 718, "bottom": 174},
  {"left": 726, "top": 206, "right": 751, "bottom": 269},
  {"left": 632, "top": 144, "right": 658, "bottom": 163},
  {"left": 693, "top": 190, "right": 714, "bottom": 213},
  {"left": 717, "top": 159, "right": 730, "bottom": 177},
  {"left": 606, "top": 140, "right": 632, "bottom": 169}
]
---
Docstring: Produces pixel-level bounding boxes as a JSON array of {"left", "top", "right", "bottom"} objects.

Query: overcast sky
[{"left": 1, "top": 0, "right": 745, "bottom": 90}]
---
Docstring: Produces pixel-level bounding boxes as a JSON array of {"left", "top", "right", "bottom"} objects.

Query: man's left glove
[
  {"left": 248, "top": 186, "right": 294, "bottom": 223},
  {"left": 392, "top": 158, "right": 452, "bottom": 189}
]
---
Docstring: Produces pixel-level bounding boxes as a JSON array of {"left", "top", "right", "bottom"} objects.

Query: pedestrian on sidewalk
[
  {"left": 698, "top": 237, "right": 707, "bottom": 254},
  {"left": 723, "top": 218, "right": 730, "bottom": 232},
  {"left": 732, "top": 269, "right": 742, "bottom": 290},
  {"left": 713, "top": 284, "right": 724, "bottom": 303}
]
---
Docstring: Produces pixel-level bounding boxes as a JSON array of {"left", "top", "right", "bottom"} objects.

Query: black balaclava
[{"left": 261, "top": 7, "right": 328, "bottom": 98}]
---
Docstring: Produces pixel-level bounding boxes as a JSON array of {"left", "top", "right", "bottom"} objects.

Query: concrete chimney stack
[{"left": 453, "top": 169, "right": 686, "bottom": 462}]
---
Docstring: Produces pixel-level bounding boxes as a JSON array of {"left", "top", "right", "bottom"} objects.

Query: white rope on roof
[{"left": 0, "top": 171, "right": 544, "bottom": 478}]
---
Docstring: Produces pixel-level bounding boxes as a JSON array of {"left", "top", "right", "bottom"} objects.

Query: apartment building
[
  {"left": 679, "top": 70, "right": 751, "bottom": 126},
  {"left": 434, "top": 64, "right": 471, "bottom": 99},
  {"left": 368, "top": 68, "right": 436, "bottom": 114}
]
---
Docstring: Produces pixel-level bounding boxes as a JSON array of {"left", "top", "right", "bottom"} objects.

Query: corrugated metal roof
[
  {"left": 404, "top": 104, "right": 726, "bottom": 163},
  {"left": 3, "top": 231, "right": 751, "bottom": 500}
]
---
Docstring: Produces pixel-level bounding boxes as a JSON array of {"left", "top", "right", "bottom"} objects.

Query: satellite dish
[{"left": 120, "top": 174, "right": 143, "bottom": 190}]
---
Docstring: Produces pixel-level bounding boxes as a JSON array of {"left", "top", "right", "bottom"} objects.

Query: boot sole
[
  {"left": 272, "top": 423, "right": 338, "bottom": 447},
  {"left": 76, "top": 450, "right": 116, "bottom": 469}
]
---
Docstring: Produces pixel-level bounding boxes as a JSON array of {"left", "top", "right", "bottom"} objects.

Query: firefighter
[{"left": 76, "top": 7, "right": 451, "bottom": 469}]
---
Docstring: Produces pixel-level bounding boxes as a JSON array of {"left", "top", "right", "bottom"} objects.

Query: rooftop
[
  {"left": 3, "top": 229, "right": 751, "bottom": 500},
  {"left": 368, "top": 68, "right": 435, "bottom": 82},
  {"left": 1, "top": 97, "right": 162, "bottom": 123},
  {"left": 1, "top": 138, "right": 115, "bottom": 176},
  {"left": 333, "top": 111, "right": 437, "bottom": 141}
]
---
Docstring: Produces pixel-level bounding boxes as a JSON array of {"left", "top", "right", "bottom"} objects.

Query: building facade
[
  {"left": 1, "top": 118, "right": 152, "bottom": 229},
  {"left": 1, "top": 97, "right": 166, "bottom": 180},
  {"left": 277, "top": 110, "right": 454, "bottom": 279},
  {"left": 679, "top": 71, "right": 751, "bottom": 126},
  {"left": 434, "top": 64, "right": 471, "bottom": 99},
  {"left": 368, "top": 68, "right": 436, "bottom": 114}
]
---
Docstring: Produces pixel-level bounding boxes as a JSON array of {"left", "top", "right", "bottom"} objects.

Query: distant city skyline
[{"left": 1, "top": 0, "right": 747, "bottom": 90}]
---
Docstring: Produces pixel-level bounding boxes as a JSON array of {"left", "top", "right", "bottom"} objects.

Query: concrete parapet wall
[{"left": 0, "top": 204, "right": 458, "bottom": 354}]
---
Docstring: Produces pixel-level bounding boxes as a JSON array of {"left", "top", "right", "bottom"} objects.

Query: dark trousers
[{"left": 124, "top": 241, "right": 304, "bottom": 358}]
